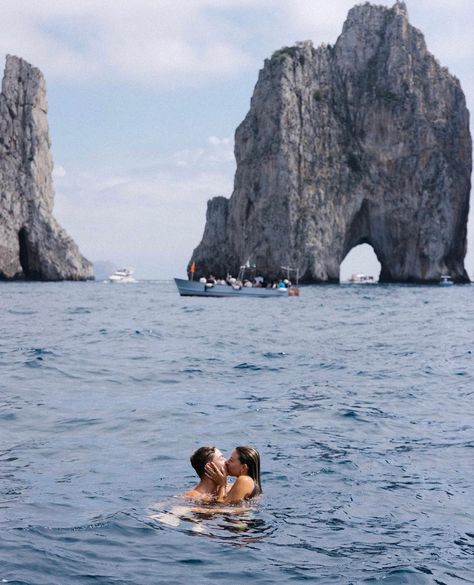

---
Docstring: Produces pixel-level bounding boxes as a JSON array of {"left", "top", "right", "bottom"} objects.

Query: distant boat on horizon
[
  {"left": 108, "top": 268, "right": 137, "bottom": 284},
  {"left": 347, "top": 273, "right": 377, "bottom": 284},
  {"left": 439, "top": 274, "right": 454, "bottom": 286}
]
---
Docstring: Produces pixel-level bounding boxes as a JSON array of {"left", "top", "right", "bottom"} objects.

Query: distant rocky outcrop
[
  {"left": 190, "top": 1, "right": 472, "bottom": 283},
  {"left": 0, "top": 55, "right": 93, "bottom": 281}
]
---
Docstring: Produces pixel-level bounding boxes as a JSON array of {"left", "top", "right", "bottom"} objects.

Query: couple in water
[{"left": 185, "top": 445, "right": 261, "bottom": 504}]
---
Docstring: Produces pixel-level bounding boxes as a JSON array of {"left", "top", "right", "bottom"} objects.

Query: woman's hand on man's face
[{"left": 205, "top": 461, "right": 227, "bottom": 486}]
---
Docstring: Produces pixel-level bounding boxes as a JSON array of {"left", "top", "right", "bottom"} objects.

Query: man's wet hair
[{"left": 190, "top": 446, "right": 216, "bottom": 479}]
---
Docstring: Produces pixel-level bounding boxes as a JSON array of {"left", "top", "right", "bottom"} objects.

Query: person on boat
[
  {"left": 278, "top": 279, "right": 286, "bottom": 288},
  {"left": 205, "top": 446, "right": 262, "bottom": 504},
  {"left": 183, "top": 446, "right": 227, "bottom": 501}
]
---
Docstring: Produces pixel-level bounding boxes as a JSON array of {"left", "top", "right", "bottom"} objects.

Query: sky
[{"left": 1, "top": 0, "right": 473, "bottom": 280}]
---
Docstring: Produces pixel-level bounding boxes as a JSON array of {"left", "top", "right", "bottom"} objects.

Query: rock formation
[
  {"left": 190, "top": 1, "right": 472, "bottom": 283},
  {"left": 0, "top": 55, "right": 93, "bottom": 280}
]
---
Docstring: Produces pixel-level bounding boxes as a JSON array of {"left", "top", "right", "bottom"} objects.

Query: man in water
[{"left": 184, "top": 446, "right": 227, "bottom": 501}]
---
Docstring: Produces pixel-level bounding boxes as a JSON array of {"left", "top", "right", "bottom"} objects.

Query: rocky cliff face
[
  {"left": 190, "top": 1, "right": 472, "bottom": 283},
  {"left": 0, "top": 55, "right": 93, "bottom": 281}
]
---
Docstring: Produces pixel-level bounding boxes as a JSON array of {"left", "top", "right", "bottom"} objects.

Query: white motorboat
[
  {"left": 348, "top": 273, "right": 376, "bottom": 284},
  {"left": 439, "top": 274, "right": 454, "bottom": 286},
  {"left": 108, "top": 268, "right": 137, "bottom": 283}
]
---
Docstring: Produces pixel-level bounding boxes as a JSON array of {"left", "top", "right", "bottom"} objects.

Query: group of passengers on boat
[{"left": 199, "top": 274, "right": 293, "bottom": 290}]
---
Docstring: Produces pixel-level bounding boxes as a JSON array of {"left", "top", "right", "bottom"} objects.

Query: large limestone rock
[
  {"left": 0, "top": 55, "right": 93, "bottom": 280},
  {"left": 190, "top": 1, "right": 472, "bottom": 283}
]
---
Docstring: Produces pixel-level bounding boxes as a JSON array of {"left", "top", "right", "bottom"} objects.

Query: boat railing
[{"left": 281, "top": 266, "right": 299, "bottom": 287}]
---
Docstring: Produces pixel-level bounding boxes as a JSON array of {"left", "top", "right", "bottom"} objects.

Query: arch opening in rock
[
  {"left": 340, "top": 243, "right": 381, "bottom": 283},
  {"left": 18, "top": 227, "right": 40, "bottom": 280}
]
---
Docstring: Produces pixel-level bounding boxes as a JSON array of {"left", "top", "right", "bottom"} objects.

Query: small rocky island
[
  {"left": 0, "top": 55, "right": 93, "bottom": 281},
  {"left": 190, "top": 1, "right": 472, "bottom": 283}
]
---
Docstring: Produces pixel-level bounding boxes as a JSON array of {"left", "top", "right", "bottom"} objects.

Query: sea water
[{"left": 1, "top": 281, "right": 473, "bottom": 584}]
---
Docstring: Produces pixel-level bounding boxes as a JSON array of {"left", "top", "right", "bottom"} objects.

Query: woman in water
[{"left": 205, "top": 446, "right": 262, "bottom": 504}]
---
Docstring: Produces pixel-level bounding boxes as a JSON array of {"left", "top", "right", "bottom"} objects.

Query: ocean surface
[{"left": 1, "top": 280, "right": 473, "bottom": 585}]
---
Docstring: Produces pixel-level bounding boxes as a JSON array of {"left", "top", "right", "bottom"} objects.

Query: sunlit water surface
[{"left": 1, "top": 281, "right": 473, "bottom": 584}]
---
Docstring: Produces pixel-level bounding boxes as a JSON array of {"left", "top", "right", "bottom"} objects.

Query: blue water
[{"left": 1, "top": 281, "right": 473, "bottom": 584}]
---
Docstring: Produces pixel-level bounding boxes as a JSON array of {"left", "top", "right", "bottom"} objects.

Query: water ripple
[{"left": 0, "top": 281, "right": 473, "bottom": 585}]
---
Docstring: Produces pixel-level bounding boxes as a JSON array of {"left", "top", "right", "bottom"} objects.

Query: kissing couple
[{"left": 184, "top": 445, "right": 262, "bottom": 504}]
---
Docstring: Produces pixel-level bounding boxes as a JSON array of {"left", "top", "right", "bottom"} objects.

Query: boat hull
[
  {"left": 109, "top": 276, "right": 137, "bottom": 283},
  {"left": 174, "top": 278, "right": 289, "bottom": 298},
  {"left": 108, "top": 268, "right": 137, "bottom": 283}
]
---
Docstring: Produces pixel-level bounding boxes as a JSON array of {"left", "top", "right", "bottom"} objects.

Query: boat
[
  {"left": 174, "top": 278, "right": 295, "bottom": 297},
  {"left": 439, "top": 274, "right": 454, "bottom": 286},
  {"left": 176, "top": 261, "right": 300, "bottom": 298},
  {"left": 348, "top": 273, "right": 376, "bottom": 284},
  {"left": 108, "top": 268, "right": 137, "bottom": 283}
]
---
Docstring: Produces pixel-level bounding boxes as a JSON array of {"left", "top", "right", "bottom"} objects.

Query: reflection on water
[
  {"left": 148, "top": 499, "right": 273, "bottom": 545},
  {"left": 1, "top": 281, "right": 473, "bottom": 584}
]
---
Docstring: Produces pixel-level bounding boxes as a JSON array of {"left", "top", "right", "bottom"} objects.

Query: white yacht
[
  {"left": 439, "top": 274, "right": 454, "bottom": 286},
  {"left": 348, "top": 273, "right": 376, "bottom": 284},
  {"left": 108, "top": 268, "right": 137, "bottom": 284}
]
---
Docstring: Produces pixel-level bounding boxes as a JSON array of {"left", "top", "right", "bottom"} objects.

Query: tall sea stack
[
  {"left": 0, "top": 55, "right": 93, "bottom": 281},
  {"left": 190, "top": 1, "right": 472, "bottom": 283}
]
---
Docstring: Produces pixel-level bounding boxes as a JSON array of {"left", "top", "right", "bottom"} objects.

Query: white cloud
[
  {"left": 0, "top": 0, "right": 255, "bottom": 87},
  {"left": 208, "top": 136, "right": 232, "bottom": 147},
  {"left": 0, "top": 0, "right": 472, "bottom": 94},
  {"left": 52, "top": 136, "right": 235, "bottom": 278},
  {"left": 171, "top": 137, "right": 234, "bottom": 168},
  {"left": 52, "top": 164, "right": 66, "bottom": 178},
  {"left": 278, "top": 0, "right": 363, "bottom": 43}
]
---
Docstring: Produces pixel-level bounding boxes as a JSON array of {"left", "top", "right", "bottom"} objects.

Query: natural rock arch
[
  {"left": 340, "top": 243, "right": 381, "bottom": 282},
  {"left": 341, "top": 200, "right": 376, "bottom": 267},
  {"left": 189, "top": 2, "right": 472, "bottom": 284}
]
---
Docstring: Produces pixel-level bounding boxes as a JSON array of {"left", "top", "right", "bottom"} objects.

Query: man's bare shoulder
[
  {"left": 183, "top": 490, "right": 214, "bottom": 502},
  {"left": 183, "top": 489, "right": 200, "bottom": 498}
]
